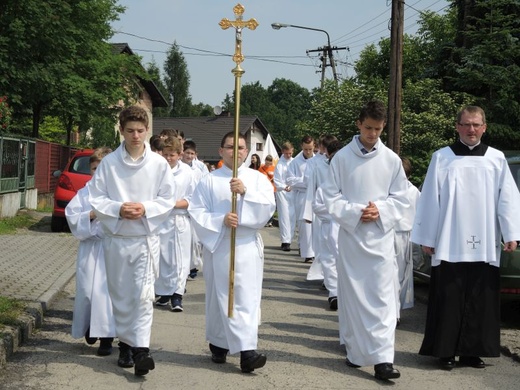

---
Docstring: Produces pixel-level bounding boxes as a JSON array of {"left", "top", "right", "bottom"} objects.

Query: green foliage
[
  {"left": 300, "top": 79, "right": 387, "bottom": 144},
  {"left": 224, "top": 79, "right": 313, "bottom": 149},
  {"left": 0, "top": 95, "right": 12, "bottom": 132},
  {"left": 0, "top": 296, "right": 26, "bottom": 327},
  {"left": 39, "top": 116, "right": 67, "bottom": 144},
  {"left": 0, "top": 213, "right": 36, "bottom": 235},
  {"left": 146, "top": 60, "right": 170, "bottom": 117},
  {"left": 164, "top": 42, "right": 192, "bottom": 117},
  {"left": 0, "top": 0, "right": 141, "bottom": 141}
]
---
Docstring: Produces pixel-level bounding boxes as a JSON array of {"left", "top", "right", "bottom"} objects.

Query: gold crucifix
[
  {"left": 219, "top": 3, "right": 258, "bottom": 69},
  {"left": 219, "top": 4, "right": 258, "bottom": 319}
]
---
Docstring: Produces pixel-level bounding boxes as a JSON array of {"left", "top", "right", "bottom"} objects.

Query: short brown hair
[
  {"left": 358, "top": 100, "right": 387, "bottom": 123},
  {"left": 457, "top": 106, "right": 486, "bottom": 124},
  {"left": 162, "top": 136, "right": 182, "bottom": 154},
  {"left": 118, "top": 105, "right": 149, "bottom": 129},
  {"left": 281, "top": 142, "right": 293, "bottom": 151},
  {"left": 220, "top": 131, "right": 246, "bottom": 147},
  {"left": 90, "top": 147, "right": 112, "bottom": 165}
]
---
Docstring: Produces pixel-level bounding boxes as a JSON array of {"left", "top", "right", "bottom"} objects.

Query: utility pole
[
  {"left": 387, "top": 0, "right": 404, "bottom": 154},
  {"left": 271, "top": 23, "right": 346, "bottom": 89},
  {"left": 306, "top": 45, "right": 347, "bottom": 88}
]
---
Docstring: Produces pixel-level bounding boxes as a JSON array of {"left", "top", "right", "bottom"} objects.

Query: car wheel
[{"left": 51, "top": 216, "right": 66, "bottom": 232}]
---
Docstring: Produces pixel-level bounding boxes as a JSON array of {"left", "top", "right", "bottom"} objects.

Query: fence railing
[{"left": 0, "top": 136, "right": 79, "bottom": 195}]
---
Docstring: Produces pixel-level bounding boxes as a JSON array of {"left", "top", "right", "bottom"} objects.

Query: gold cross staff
[
  {"left": 219, "top": 4, "right": 258, "bottom": 69},
  {"left": 219, "top": 4, "right": 258, "bottom": 318}
]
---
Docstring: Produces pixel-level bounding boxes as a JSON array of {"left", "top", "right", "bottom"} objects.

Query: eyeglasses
[
  {"left": 458, "top": 123, "right": 485, "bottom": 129},
  {"left": 222, "top": 145, "right": 246, "bottom": 151}
]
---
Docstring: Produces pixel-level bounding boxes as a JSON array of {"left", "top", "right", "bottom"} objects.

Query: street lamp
[{"left": 271, "top": 22, "right": 337, "bottom": 87}]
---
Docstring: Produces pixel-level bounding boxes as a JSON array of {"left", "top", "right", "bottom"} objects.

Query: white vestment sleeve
[
  {"left": 411, "top": 153, "right": 441, "bottom": 248},
  {"left": 237, "top": 174, "right": 276, "bottom": 229},
  {"left": 188, "top": 177, "right": 226, "bottom": 253},
  {"left": 66, "top": 186, "right": 101, "bottom": 241},
  {"left": 322, "top": 158, "right": 364, "bottom": 234},
  {"left": 497, "top": 158, "right": 520, "bottom": 242},
  {"left": 374, "top": 164, "right": 409, "bottom": 234}
]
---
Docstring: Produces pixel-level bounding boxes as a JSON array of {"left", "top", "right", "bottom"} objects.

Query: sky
[{"left": 111, "top": 0, "right": 450, "bottom": 109}]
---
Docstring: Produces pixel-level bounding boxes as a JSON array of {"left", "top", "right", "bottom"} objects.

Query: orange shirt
[{"left": 259, "top": 164, "right": 276, "bottom": 192}]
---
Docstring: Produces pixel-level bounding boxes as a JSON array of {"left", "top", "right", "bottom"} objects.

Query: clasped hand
[
  {"left": 120, "top": 202, "right": 145, "bottom": 220},
  {"left": 360, "top": 201, "right": 379, "bottom": 223}
]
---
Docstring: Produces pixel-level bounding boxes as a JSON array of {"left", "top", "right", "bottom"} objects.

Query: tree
[
  {"left": 446, "top": 0, "right": 520, "bottom": 149},
  {"left": 164, "top": 42, "right": 192, "bottom": 117},
  {"left": 0, "top": 0, "right": 136, "bottom": 140},
  {"left": 146, "top": 60, "right": 170, "bottom": 117}
]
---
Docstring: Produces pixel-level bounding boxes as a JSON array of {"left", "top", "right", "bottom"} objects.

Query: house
[
  {"left": 153, "top": 114, "right": 281, "bottom": 165},
  {"left": 111, "top": 43, "right": 168, "bottom": 135}
]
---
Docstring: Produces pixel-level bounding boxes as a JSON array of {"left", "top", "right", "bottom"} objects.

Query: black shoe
[
  {"left": 97, "top": 338, "right": 113, "bottom": 356},
  {"left": 345, "top": 357, "right": 360, "bottom": 368},
  {"left": 117, "top": 343, "right": 134, "bottom": 368},
  {"left": 133, "top": 349, "right": 155, "bottom": 376},
  {"left": 155, "top": 295, "right": 170, "bottom": 306},
  {"left": 396, "top": 318, "right": 401, "bottom": 328},
  {"left": 439, "top": 356, "right": 455, "bottom": 370},
  {"left": 328, "top": 297, "right": 338, "bottom": 311},
  {"left": 84, "top": 328, "right": 97, "bottom": 345},
  {"left": 189, "top": 268, "right": 198, "bottom": 279},
  {"left": 304, "top": 257, "right": 314, "bottom": 263},
  {"left": 209, "top": 343, "right": 228, "bottom": 364},
  {"left": 171, "top": 294, "right": 183, "bottom": 312},
  {"left": 374, "top": 363, "right": 400, "bottom": 380},
  {"left": 281, "top": 243, "right": 291, "bottom": 252},
  {"left": 459, "top": 356, "right": 485, "bottom": 368},
  {"left": 240, "top": 350, "right": 267, "bottom": 373}
]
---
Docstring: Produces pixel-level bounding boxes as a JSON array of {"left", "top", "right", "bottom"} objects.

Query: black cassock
[{"left": 419, "top": 141, "right": 501, "bottom": 358}]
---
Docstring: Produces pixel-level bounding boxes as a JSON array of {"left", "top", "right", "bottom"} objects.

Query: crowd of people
[{"left": 65, "top": 102, "right": 520, "bottom": 382}]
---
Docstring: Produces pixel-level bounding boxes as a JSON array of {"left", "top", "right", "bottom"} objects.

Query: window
[{"left": 256, "top": 143, "right": 263, "bottom": 151}]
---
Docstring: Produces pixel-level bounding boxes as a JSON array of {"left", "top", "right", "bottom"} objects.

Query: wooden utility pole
[{"left": 387, "top": 0, "right": 404, "bottom": 154}]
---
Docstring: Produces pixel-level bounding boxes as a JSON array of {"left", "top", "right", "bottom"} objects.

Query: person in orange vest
[{"left": 259, "top": 155, "right": 276, "bottom": 226}]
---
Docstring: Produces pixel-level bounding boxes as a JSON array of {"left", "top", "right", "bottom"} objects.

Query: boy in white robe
[
  {"left": 394, "top": 157, "right": 421, "bottom": 321},
  {"left": 182, "top": 140, "right": 207, "bottom": 279},
  {"left": 286, "top": 136, "right": 315, "bottom": 262},
  {"left": 155, "top": 137, "right": 196, "bottom": 312},
  {"left": 66, "top": 147, "right": 115, "bottom": 357},
  {"left": 304, "top": 136, "right": 340, "bottom": 310},
  {"left": 322, "top": 100, "right": 409, "bottom": 381},
  {"left": 88, "top": 105, "right": 175, "bottom": 376},
  {"left": 412, "top": 106, "right": 520, "bottom": 370},
  {"left": 273, "top": 142, "right": 295, "bottom": 251},
  {"left": 188, "top": 132, "right": 276, "bottom": 373}
]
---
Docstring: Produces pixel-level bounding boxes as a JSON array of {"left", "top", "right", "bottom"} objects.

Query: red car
[{"left": 51, "top": 149, "right": 94, "bottom": 232}]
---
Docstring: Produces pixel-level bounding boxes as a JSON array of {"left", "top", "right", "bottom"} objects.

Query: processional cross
[{"left": 219, "top": 4, "right": 258, "bottom": 318}]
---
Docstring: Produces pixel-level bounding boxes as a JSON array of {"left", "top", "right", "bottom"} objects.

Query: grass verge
[
  {"left": 0, "top": 213, "right": 37, "bottom": 235},
  {"left": 0, "top": 296, "right": 26, "bottom": 329}
]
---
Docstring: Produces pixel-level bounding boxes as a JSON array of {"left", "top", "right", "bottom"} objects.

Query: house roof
[
  {"left": 111, "top": 43, "right": 168, "bottom": 108},
  {"left": 153, "top": 115, "right": 280, "bottom": 162}
]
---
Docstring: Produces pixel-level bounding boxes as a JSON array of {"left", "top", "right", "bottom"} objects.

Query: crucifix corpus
[{"left": 219, "top": 4, "right": 258, "bottom": 318}]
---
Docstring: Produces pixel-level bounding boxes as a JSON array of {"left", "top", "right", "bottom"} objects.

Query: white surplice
[
  {"left": 188, "top": 164, "right": 275, "bottom": 354},
  {"left": 311, "top": 187, "right": 338, "bottom": 297},
  {"left": 286, "top": 151, "right": 314, "bottom": 258},
  {"left": 411, "top": 146, "right": 520, "bottom": 266},
  {"left": 394, "top": 182, "right": 421, "bottom": 312},
  {"left": 88, "top": 142, "right": 175, "bottom": 347},
  {"left": 322, "top": 136, "right": 409, "bottom": 366},
  {"left": 155, "top": 161, "right": 196, "bottom": 296},
  {"left": 273, "top": 155, "right": 295, "bottom": 245},
  {"left": 66, "top": 184, "right": 115, "bottom": 339}
]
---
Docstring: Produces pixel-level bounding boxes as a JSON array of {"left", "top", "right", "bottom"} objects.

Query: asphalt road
[{"left": 1, "top": 226, "right": 519, "bottom": 390}]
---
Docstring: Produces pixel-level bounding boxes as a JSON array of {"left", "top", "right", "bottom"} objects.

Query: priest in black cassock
[{"left": 411, "top": 106, "right": 520, "bottom": 370}]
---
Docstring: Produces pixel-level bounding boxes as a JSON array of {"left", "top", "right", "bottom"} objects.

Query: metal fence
[{"left": 0, "top": 136, "right": 79, "bottom": 197}]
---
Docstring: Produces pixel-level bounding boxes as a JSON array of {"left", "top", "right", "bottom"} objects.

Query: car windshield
[{"left": 70, "top": 156, "right": 91, "bottom": 175}]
